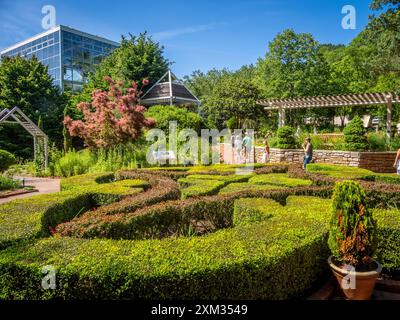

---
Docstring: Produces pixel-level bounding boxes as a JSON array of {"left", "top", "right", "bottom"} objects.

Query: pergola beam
[{"left": 259, "top": 93, "right": 400, "bottom": 133}]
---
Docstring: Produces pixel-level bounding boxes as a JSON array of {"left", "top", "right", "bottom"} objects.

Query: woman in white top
[{"left": 394, "top": 149, "right": 400, "bottom": 175}]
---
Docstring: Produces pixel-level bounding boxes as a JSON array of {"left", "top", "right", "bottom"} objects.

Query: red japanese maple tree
[{"left": 64, "top": 77, "right": 155, "bottom": 148}]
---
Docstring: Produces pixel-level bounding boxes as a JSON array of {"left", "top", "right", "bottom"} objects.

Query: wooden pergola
[
  {"left": 0, "top": 107, "right": 48, "bottom": 169},
  {"left": 258, "top": 92, "right": 400, "bottom": 142}
]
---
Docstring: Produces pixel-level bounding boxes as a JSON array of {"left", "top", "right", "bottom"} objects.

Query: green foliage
[
  {"left": 78, "top": 33, "right": 168, "bottom": 101},
  {"left": 0, "top": 195, "right": 333, "bottom": 299},
  {"left": 219, "top": 182, "right": 287, "bottom": 195},
  {"left": 249, "top": 173, "right": 312, "bottom": 187},
  {"left": 53, "top": 144, "right": 148, "bottom": 177},
  {"left": 145, "top": 105, "right": 205, "bottom": 133},
  {"left": 328, "top": 181, "right": 377, "bottom": 267},
  {"left": 201, "top": 72, "right": 263, "bottom": 129},
  {"left": 1, "top": 166, "right": 400, "bottom": 299},
  {"left": 0, "top": 176, "right": 20, "bottom": 191},
  {"left": 0, "top": 173, "right": 146, "bottom": 249},
  {"left": 255, "top": 29, "right": 333, "bottom": 127},
  {"left": 179, "top": 174, "right": 250, "bottom": 198},
  {"left": 367, "top": 131, "right": 387, "bottom": 151},
  {"left": 54, "top": 149, "right": 96, "bottom": 177},
  {"left": 183, "top": 68, "right": 231, "bottom": 102},
  {"left": 233, "top": 198, "right": 282, "bottom": 226},
  {"left": 276, "top": 126, "right": 297, "bottom": 149},
  {"left": 306, "top": 163, "right": 374, "bottom": 179},
  {"left": 0, "top": 149, "right": 16, "bottom": 172},
  {"left": 343, "top": 116, "right": 368, "bottom": 151},
  {"left": 373, "top": 207, "right": 400, "bottom": 272},
  {"left": 374, "top": 173, "right": 400, "bottom": 184},
  {"left": 0, "top": 56, "right": 66, "bottom": 157}
]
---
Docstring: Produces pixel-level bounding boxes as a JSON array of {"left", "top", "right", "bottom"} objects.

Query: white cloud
[{"left": 152, "top": 23, "right": 218, "bottom": 41}]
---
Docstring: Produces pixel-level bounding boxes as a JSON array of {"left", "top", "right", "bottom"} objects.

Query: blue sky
[{"left": 0, "top": 0, "right": 374, "bottom": 78}]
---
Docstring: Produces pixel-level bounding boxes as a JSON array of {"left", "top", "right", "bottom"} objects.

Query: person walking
[
  {"left": 393, "top": 148, "right": 400, "bottom": 175},
  {"left": 234, "top": 134, "right": 242, "bottom": 164},
  {"left": 261, "top": 139, "right": 270, "bottom": 163},
  {"left": 242, "top": 132, "right": 253, "bottom": 162},
  {"left": 302, "top": 137, "right": 313, "bottom": 170}
]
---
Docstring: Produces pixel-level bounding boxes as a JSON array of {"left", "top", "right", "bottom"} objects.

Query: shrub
[
  {"left": 0, "top": 149, "right": 16, "bottom": 172},
  {"left": 367, "top": 132, "right": 387, "bottom": 151},
  {"left": 328, "top": 181, "right": 377, "bottom": 267},
  {"left": 145, "top": 105, "right": 204, "bottom": 134},
  {"left": 0, "top": 176, "right": 20, "bottom": 191},
  {"left": 374, "top": 173, "right": 400, "bottom": 185},
  {"left": 56, "top": 172, "right": 181, "bottom": 235},
  {"left": 306, "top": 163, "right": 374, "bottom": 180},
  {"left": 54, "top": 149, "right": 96, "bottom": 177},
  {"left": 276, "top": 126, "right": 297, "bottom": 149},
  {"left": 343, "top": 116, "right": 368, "bottom": 151},
  {"left": 1, "top": 168, "right": 400, "bottom": 300},
  {"left": 0, "top": 196, "right": 333, "bottom": 299},
  {"left": 233, "top": 198, "right": 282, "bottom": 226},
  {"left": 219, "top": 183, "right": 287, "bottom": 195},
  {"left": 178, "top": 174, "right": 251, "bottom": 198},
  {"left": 373, "top": 208, "right": 400, "bottom": 272},
  {"left": 0, "top": 174, "right": 146, "bottom": 249},
  {"left": 249, "top": 173, "right": 312, "bottom": 187}
]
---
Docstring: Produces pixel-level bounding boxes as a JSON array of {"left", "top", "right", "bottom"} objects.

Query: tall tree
[
  {"left": 202, "top": 73, "right": 262, "bottom": 129},
  {"left": 0, "top": 56, "right": 65, "bottom": 158},
  {"left": 183, "top": 68, "right": 230, "bottom": 102},
  {"left": 255, "top": 29, "right": 331, "bottom": 99},
  {"left": 255, "top": 29, "right": 332, "bottom": 127},
  {"left": 79, "top": 32, "right": 169, "bottom": 100}
]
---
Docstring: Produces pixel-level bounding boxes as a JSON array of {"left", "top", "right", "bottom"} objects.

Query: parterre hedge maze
[{"left": 1, "top": 163, "right": 400, "bottom": 299}]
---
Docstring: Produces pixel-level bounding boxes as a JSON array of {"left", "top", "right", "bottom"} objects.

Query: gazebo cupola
[{"left": 140, "top": 70, "right": 201, "bottom": 107}]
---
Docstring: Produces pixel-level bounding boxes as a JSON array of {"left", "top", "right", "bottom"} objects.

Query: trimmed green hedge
[
  {"left": 374, "top": 173, "right": 400, "bottom": 185},
  {"left": 219, "top": 183, "right": 288, "bottom": 195},
  {"left": 1, "top": 168, "right": 400, "bottom": 300},
  {"left": 0, "top": 196, "right": 333, "bottom": 299},
  {"left": 306, "top": 163, "right": 374, "bottom": 179},
  {"left": 373, "top": 208, "right": 400, "bottom": 272},
  {"left": 179, "top": 174, "right": 251, "bottom": 198},
  {"left": 249, "top": 173, "right": 312, "bottom": 187},
  {"left": 0, "top": 174, "right": 146, "bottom": 249}
]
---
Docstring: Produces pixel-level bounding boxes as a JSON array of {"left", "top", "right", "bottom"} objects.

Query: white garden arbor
[
  {"left": 0, "top": 107, "right": 48, "bottom": 169},
  {"left": 258, "top": 92, "right": 400, "bottom": 142}
]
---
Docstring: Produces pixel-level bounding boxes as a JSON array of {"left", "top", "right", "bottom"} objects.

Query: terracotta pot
[{"left": 328, "top": 256, "right": 382, "bottom": 300}]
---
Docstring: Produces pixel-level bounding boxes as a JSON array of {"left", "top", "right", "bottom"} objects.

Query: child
[{"left": 261, "top": 140, "right": 270, "bottom": 163}]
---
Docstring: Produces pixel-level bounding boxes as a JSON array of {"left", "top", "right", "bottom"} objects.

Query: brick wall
[{"left": 219, "top": 143, "right": 396, "bottom": 173}]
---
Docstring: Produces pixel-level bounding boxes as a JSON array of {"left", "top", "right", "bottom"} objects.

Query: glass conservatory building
[{"left": 0, "top": 25, "right": 119, "bottom": 92}]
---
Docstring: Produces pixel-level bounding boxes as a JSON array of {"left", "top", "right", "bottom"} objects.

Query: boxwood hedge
[
  {"left": 0, "top": 173, "right": 146, "bottom": 249},
  {"left": 1, "top": 167, "right": 400, "bottom": 300},
  {"left": 0, "top": 196, "right": 333, "bottom": 300}
]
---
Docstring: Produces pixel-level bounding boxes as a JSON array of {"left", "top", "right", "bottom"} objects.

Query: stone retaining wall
[{"left": 219, "top": 143, "right": 396, "bottom": 173}]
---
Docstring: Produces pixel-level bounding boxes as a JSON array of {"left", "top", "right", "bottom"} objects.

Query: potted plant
[{"left": 328, "top": 180, "right": 381, "bottom": 300}]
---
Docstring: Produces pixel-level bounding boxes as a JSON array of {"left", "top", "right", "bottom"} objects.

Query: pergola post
[
  {"left": 44, "top": 136, "right": 48, "bottom": 170},
  {"left": 278, "top": 107, "right": 286, "bottom": 128},
  {"left": 386, "top": 95, "right": 393, "bottom": 143}
]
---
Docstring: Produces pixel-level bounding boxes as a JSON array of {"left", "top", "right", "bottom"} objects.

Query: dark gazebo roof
[{"left": 141, "top": 70, "right": 200, "bottom": 106}]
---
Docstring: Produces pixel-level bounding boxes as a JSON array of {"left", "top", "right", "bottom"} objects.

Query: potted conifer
[{"left": 328, "top": 180, "right": 381, "bottom": 300}]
